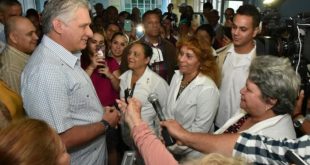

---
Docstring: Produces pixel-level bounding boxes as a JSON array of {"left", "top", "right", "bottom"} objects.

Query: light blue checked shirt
[{"left": 21, "top": 35, "right": 107, "bottom": 165}]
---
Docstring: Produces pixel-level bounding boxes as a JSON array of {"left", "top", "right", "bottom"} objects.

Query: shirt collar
[
  {"left": 227, "top": 41, "right": 256, "bottom": 60},
  {"left": 141, "top": 35, "right": 162, "bottom": 47},
  {"left": 6, "top": 45, "right": 29, "bottom": 56},
  {"left": 41, "top": 35, "right": 80, "bottom": 68}
]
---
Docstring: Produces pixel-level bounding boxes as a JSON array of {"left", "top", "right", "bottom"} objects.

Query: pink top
[
  {"left": 132, "top": 122, "right": 179, "bottom": 165},
  {"left": 81, "top": 56, "right": 119, "bottom": 106}
]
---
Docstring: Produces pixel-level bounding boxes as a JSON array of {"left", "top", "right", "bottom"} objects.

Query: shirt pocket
[{"left": 68, "top": 82, "right": 93, "bottom": 112}]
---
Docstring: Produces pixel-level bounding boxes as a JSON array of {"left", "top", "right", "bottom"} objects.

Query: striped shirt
[
  {"left": 0, "top": 45, "right": 30, "bottom": 94},
  {"left": 21, "top": 35, "right": 107, "bottom": 165},
  {"left": 234, "top": 133, "right": 310, "bottom": 164}
]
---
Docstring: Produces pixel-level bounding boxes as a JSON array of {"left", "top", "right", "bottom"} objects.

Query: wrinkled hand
[
  {"left": 103, "top": 106, "right": 120, "bottom": 128},
  {"left": 160, "top": 120, "right": 187, "bottom": 145},
  {"left": 116, "top": 97, "right": 142, "bottom": 129}
]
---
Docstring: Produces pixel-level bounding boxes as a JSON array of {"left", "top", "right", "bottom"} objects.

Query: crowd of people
[{"left": 0, "top": 0, "right": 310, "bottom": 165}]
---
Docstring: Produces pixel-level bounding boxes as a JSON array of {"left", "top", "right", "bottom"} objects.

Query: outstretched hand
[
  {"left": 160, "top": 120, "right": 188, "bottom": 145},
  {"left": 116, "top": 97, "right": 143, "bottom": 129}
]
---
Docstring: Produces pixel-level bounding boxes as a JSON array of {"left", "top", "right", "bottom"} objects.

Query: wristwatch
[
  {"left": 100, "top": 119, "right": 111, "bottom": 132},
  {"left": 293, "top": 115, "right": 305, "bottom": 128}
]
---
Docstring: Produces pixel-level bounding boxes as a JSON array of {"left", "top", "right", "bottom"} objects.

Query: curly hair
[
  {"left": 248, "top": 56, "right": 301, "bottom": 115},
  {"left": 176, "top": 36, "right": 220, "bottom": 86}
]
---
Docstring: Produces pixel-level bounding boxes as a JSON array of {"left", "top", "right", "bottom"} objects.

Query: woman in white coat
[
  {"left": 164, "top": 36, "right": 220, "bottom": 160},
  {"left": 119, "top": 42, "right": 169, "bottom": 149},
  {"left": 214, "top": 55, "right": 298, "bottom": 139}
]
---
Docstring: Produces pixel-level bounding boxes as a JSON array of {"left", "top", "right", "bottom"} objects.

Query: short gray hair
[
  {"left": 41, "top": 0, "right": 89, "bottom": 34},
  {"left": 248, "top": 55, "right": 301, "bottom": 115}
]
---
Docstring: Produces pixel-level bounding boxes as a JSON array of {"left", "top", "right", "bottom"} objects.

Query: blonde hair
[
  {"left": 183, "top": 153, "right": 246, "bottom": 165},
  {"left": 0, "top": 118, "right": 65, "bottom": 165}
]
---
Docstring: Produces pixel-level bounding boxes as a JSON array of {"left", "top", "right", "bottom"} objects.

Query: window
[{"left": 123, "top": 0, "right": 163, "bottom": 14}]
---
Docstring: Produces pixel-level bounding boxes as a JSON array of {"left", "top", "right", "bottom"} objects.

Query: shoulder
[
  {"left": 216, "top": 44, "right": 233, "bottom": 55},
  {"left": 196, "top": 74, "right": 218, "bottom": 88}
]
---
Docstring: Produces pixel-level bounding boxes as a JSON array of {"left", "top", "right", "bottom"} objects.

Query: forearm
[
  {"left": 301, "top": 120, "right": 310, "bottom": 134},
  {"left": 180, "top": 131, "right": 238, "bottom": 157},
  {"left": 60, "top": 122, "right": 106, "bottom": 150},
  {"left": 108, "top": 73, "right": 120, "bottom": 91},
  {"left": 133, "top": 122, "right": 178, "bottom": 165}
]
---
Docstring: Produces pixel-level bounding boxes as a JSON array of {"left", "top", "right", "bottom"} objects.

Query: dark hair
[
  {"left": 0, "top": 0, "right": 21, "bottom": 12},
  {"left": 236, "top": 4, "right": 261, "bottom": 28},
  {"left": 104, "top": 22, "right": 121, "bottom": 31},
  {"left": 203, "top": 2, "right": 213, "bottom": 10},
  {"left": 119, "top": 11, "right": 130, "bottom": 17},
  {"left": 195, "top": 24, "right": 215, "bottom": 41},
  {"left": 139, "top": 42, "right": 153, "bottom": 59},
  {"left": 129, "top": 42, "right": 153, "bottom": 60},
  {"left": 111, "top": 32, "right": 129, "bottom": 44},
  {"left": 26, "top": 8, "right": 39, "bottom": 18},
  {"left": 142, "top": 10, "right": 160, "bottom": 22}
]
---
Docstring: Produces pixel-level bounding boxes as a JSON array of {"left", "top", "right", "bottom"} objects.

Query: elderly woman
[
  {"left": 164, "top": 36, "right": 220, "bottom": 159},
  {"left": 119, "top": 42, "right": 169, "bottom": 148},
  {"left": 214, "top": 55, "right": 299, "bottom": 139},
  {"left": 116, "top": 56, "right": 302, "bottom": 165}
]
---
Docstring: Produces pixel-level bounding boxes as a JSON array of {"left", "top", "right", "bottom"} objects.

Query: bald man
[
  {"left": 0, "top": 16, "right": 38, "bottom": 93},
  {"left": 0, "top": 0, "right": 22, "bottom": 47}
]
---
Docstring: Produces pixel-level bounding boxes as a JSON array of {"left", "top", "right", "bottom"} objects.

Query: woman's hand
[
  {"left": 85, "top": 53, "right": 105, "bottom": 76},
  {"left": 116, "top": 98, "right": 143, "bottom": 129},
  {"left": 97, "top": 60, "right": 113, "bottom": 79}
]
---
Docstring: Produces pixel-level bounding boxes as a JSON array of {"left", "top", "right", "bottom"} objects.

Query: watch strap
[
  {"left": 101, "top": 119, "right": 110, "bottom": 131},
  {"left": 293, "top": 115, "right": 305, "bottom": 128}
]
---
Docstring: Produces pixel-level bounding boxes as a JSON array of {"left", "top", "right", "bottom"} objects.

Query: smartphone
[
  {"left": 124, "top": 19, "right": 132, "bottom": 32},
  {"left": 96, "top": 45, "right": 105, "bottom": 59}
]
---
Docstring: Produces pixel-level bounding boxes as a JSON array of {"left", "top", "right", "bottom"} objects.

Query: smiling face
[
  {"left": 177, "top": 45, "right": 200, "bottom": 76},
  {"left": 11, "top": 17, "right": 38, "bottom": 54},
  {"left": 57, "top": 7, "right": 93, "bottom": 52},
  {"left": 127, "top": 43, "right": 149, "bottom": 71},
  {"left": 110, "top": 34, "right": 127, "bottom": 58},
  {"left": 231, "top": 14, "right": 258, "bottom": 51}
]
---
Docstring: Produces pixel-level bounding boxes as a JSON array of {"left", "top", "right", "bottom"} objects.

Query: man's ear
[
  {"left": 52, "top": 19, "right": 64, "bottom": 34},
  {"left": 253, "top": 26, "right": 260, "bottom": 38},
  {"left": 145, "top": 56, "right": 150, "bottom": 65},
  {"left": 9, "top": 32, "right": 18, "bottom": 44}
]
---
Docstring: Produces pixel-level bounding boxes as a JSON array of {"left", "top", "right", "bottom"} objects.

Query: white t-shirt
[{"left": 215, "top": 45, "right": 256, "bottom": 127}]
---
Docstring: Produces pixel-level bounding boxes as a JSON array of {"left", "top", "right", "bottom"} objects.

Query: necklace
[{"left": 176, "top": 73, "right": 198, "bottom": 100}]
